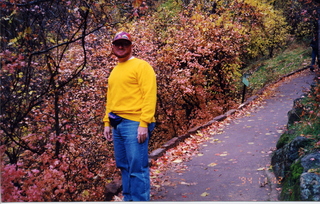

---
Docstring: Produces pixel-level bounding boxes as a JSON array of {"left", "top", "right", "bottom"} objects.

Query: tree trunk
[{"left": 317, "top": 9, "right": 320, "bottom": 67}]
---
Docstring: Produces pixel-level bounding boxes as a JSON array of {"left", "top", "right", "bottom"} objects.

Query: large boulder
[
  {"left": 271, "top": 136, "right": 311, "bottom": 180},
  {"left": 300, "top": 152, "right": 320, "bottom": 201},
  {"left": 301, "top": 152, "right": 320, "bottom": 172},
  {"left": 271, "top": 136, "right": 320, "bottom": 201},
  {"left": 300, "top": 172, "right": 320, "bottom": 201}
]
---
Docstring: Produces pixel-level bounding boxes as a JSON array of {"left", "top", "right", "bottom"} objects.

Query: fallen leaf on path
[
  {"left": 173, "top": 159, "right": 183, "bottom": 163},
  {"left": 248, "top": 142, "right": 254, "bottom": 145},
  {"left": 180, "top": 181, "right": 197, "bottom": 186},
  {"left": 201, "top": 192, "right": 209, "bottom": 197},
  {"left": 208, "top": 162, "right": 217, "bottom": 167},
  {"left": 257, "top": 167, "right": 266, "bottom": 171}
]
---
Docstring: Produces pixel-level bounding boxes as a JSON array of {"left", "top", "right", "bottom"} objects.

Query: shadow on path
[{"left": 151, "top": 69, "right": 316, "bottom": 201}]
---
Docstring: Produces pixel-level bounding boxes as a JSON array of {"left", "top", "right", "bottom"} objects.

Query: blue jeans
[
  {"left": 112, "top": 119, "right": 155, "bottom": 201},
  {"left": 311, "top": 48, "right": 318, "bottom": 65}
]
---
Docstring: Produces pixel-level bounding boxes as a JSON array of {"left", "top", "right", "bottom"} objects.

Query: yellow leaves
[
  {"left": 8, "top": 37, "right": 18, "bottom": 46},
  {"left": 307, "top": 168, "right": 320, "bottom": 173},
  {"left": 49, "top": 38, "right": 56, "bottom": 44},
  {"left": 196, "top": 132, "right": 203, "bottom": 137},
  {"left": 210, "top": 138, "right": 221, "bottom": 144},
  {"left": 18, "top": 72, "right": 23, "bottom": 78},
  {"left": 78, "top": 78, "right": 84, "bottom": 83},
  {"left": 173, "top": 159, "right": 183, "bottom": 163},
  {"left": 132, "top": 0, "right": 143, "bottom": 9},
  {"left": 8, "top": 27, "right": 32, "bottom": 46},
  {"left": 82, "top": 190, "right": 89, "bottom": 197},
  {"left": 276, "top": 130, "right": 284, "bottom": 134},
  {"left": 25, "top": 27, "right": 32, "bottom": 34},
  {"left": 208, "top": 162, "right": 217, "bottom": 167},
  {"left": 257, "top": 167, "right": 266, "bottom": 171},
  {"left": 105, "top": 179, "right": 112, "bottom": 183},
  {"left": 200, "top": 192, "right": 210, "bottom": 197},
  {"left": 215, "top": 151, "right": 228, "bottom": 156},
  {"left": 180, "top": 181, "right": 197, "bottom": 186}
]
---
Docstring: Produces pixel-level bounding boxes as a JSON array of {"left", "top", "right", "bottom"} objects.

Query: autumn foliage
[{"left": 0, "top": 0, "right": 318, "bottom": 202}]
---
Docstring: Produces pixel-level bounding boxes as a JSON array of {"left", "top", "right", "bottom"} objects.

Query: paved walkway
[{"left": 151, "top": 69, "right": 316, "bottom": 201}]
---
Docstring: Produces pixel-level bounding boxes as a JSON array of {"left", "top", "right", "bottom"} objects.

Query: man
[
  {"left": 103, "top": 31, "right": 157, "bottom": 201},
  {"left": 310, "top": 34, "right": 319, "bottom": 72}
]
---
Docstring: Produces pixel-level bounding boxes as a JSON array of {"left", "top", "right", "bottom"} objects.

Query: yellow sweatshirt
[{"left": 103, "top": 57, "right": 157, "bottom": 127}]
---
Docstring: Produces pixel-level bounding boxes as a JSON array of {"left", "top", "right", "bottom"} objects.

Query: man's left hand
[{"left": 137, "top": 126, "right": 148, "bottom": 143}]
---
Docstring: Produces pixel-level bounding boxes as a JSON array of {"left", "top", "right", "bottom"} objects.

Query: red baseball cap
[{"left": 112, "top": 31, "right": 132, "bottom": 44}]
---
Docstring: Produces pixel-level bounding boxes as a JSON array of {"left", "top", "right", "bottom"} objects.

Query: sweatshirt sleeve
[
  {"left": 103, "top": 86, "right": 111, "bottom": 127},
  {"left": 137, "top": 62, "right": 157, "bottom": 127}
]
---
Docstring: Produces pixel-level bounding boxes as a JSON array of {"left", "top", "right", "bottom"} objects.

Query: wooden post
[
  {"left": 242, "top": 84, "right": 246, "bottom": 104},
  {"left": 241, "top": 74, "right": 250, "bottom": 103}
]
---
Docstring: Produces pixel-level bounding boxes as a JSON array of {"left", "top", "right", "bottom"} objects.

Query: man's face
[{"left": 112, "top": 39, "right": 132, "bottom": 60}]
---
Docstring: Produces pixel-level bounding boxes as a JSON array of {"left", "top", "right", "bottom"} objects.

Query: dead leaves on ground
[{"left": 150, "top": 88, "right": 282, "bottom": 199}]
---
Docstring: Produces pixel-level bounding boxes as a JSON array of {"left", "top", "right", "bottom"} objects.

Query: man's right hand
[{"left": 104, "top": 126, "right": 112, "bottom": 141}]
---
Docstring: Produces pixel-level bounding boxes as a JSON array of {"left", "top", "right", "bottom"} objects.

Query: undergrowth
[{"left": 243, "top": 42, "right": 311, "bottom": 96}]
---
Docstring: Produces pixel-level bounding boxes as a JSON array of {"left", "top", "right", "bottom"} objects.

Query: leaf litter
[{"left": 148, "top": 84, "right": 284, "bottom": 200}]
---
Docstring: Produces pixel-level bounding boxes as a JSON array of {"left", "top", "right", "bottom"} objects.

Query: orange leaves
[
  {"left": 145, "top": 8, "right": 245, "bottom": 142},
  {"left": 132, "top": 0, "right": 143, "bottom": 9},
  {"left": 0, "top": 0, "right": 298, "bottom": 202}
]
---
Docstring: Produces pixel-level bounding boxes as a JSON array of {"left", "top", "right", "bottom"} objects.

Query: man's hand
[
  {"left": 137, "top": 126, "right": 148, "bottom": 143},
  {"left": 104, "top": 126, "right": 112, "bottom": 141}
]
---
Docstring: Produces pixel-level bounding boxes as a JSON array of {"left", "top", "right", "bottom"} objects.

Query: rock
[
  {"left": 287, "top": 98, "right": 304, "bottom": 127},
  {"left": 272, "top": 80, "right": 320, "bottom": 201},
  {"left": 300, "top": 173, "right": 320, "bottom": 201},
  {"left": 149, "top": 148, "right": 166, "bottom": 160},
  {"left": 299, "top": 152, "right": 320, "bottom": 201},
  {"left": 271, "top": 136, "right": 311, "bottom": 179},
  {"left": 301, "top": 152, "right": 320, "bottom": 172},
  {"left": 162, "top": 137, "right": 179, "bottom": 149}
]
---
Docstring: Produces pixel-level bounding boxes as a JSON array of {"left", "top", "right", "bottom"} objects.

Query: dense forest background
[{"left": 1, "top": 0, "right": 320, "bottom": 201}]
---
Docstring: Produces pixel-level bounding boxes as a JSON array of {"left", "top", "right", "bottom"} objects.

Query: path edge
[{"left": 148, "top": 66, "right": 311, "bottom": 163}]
